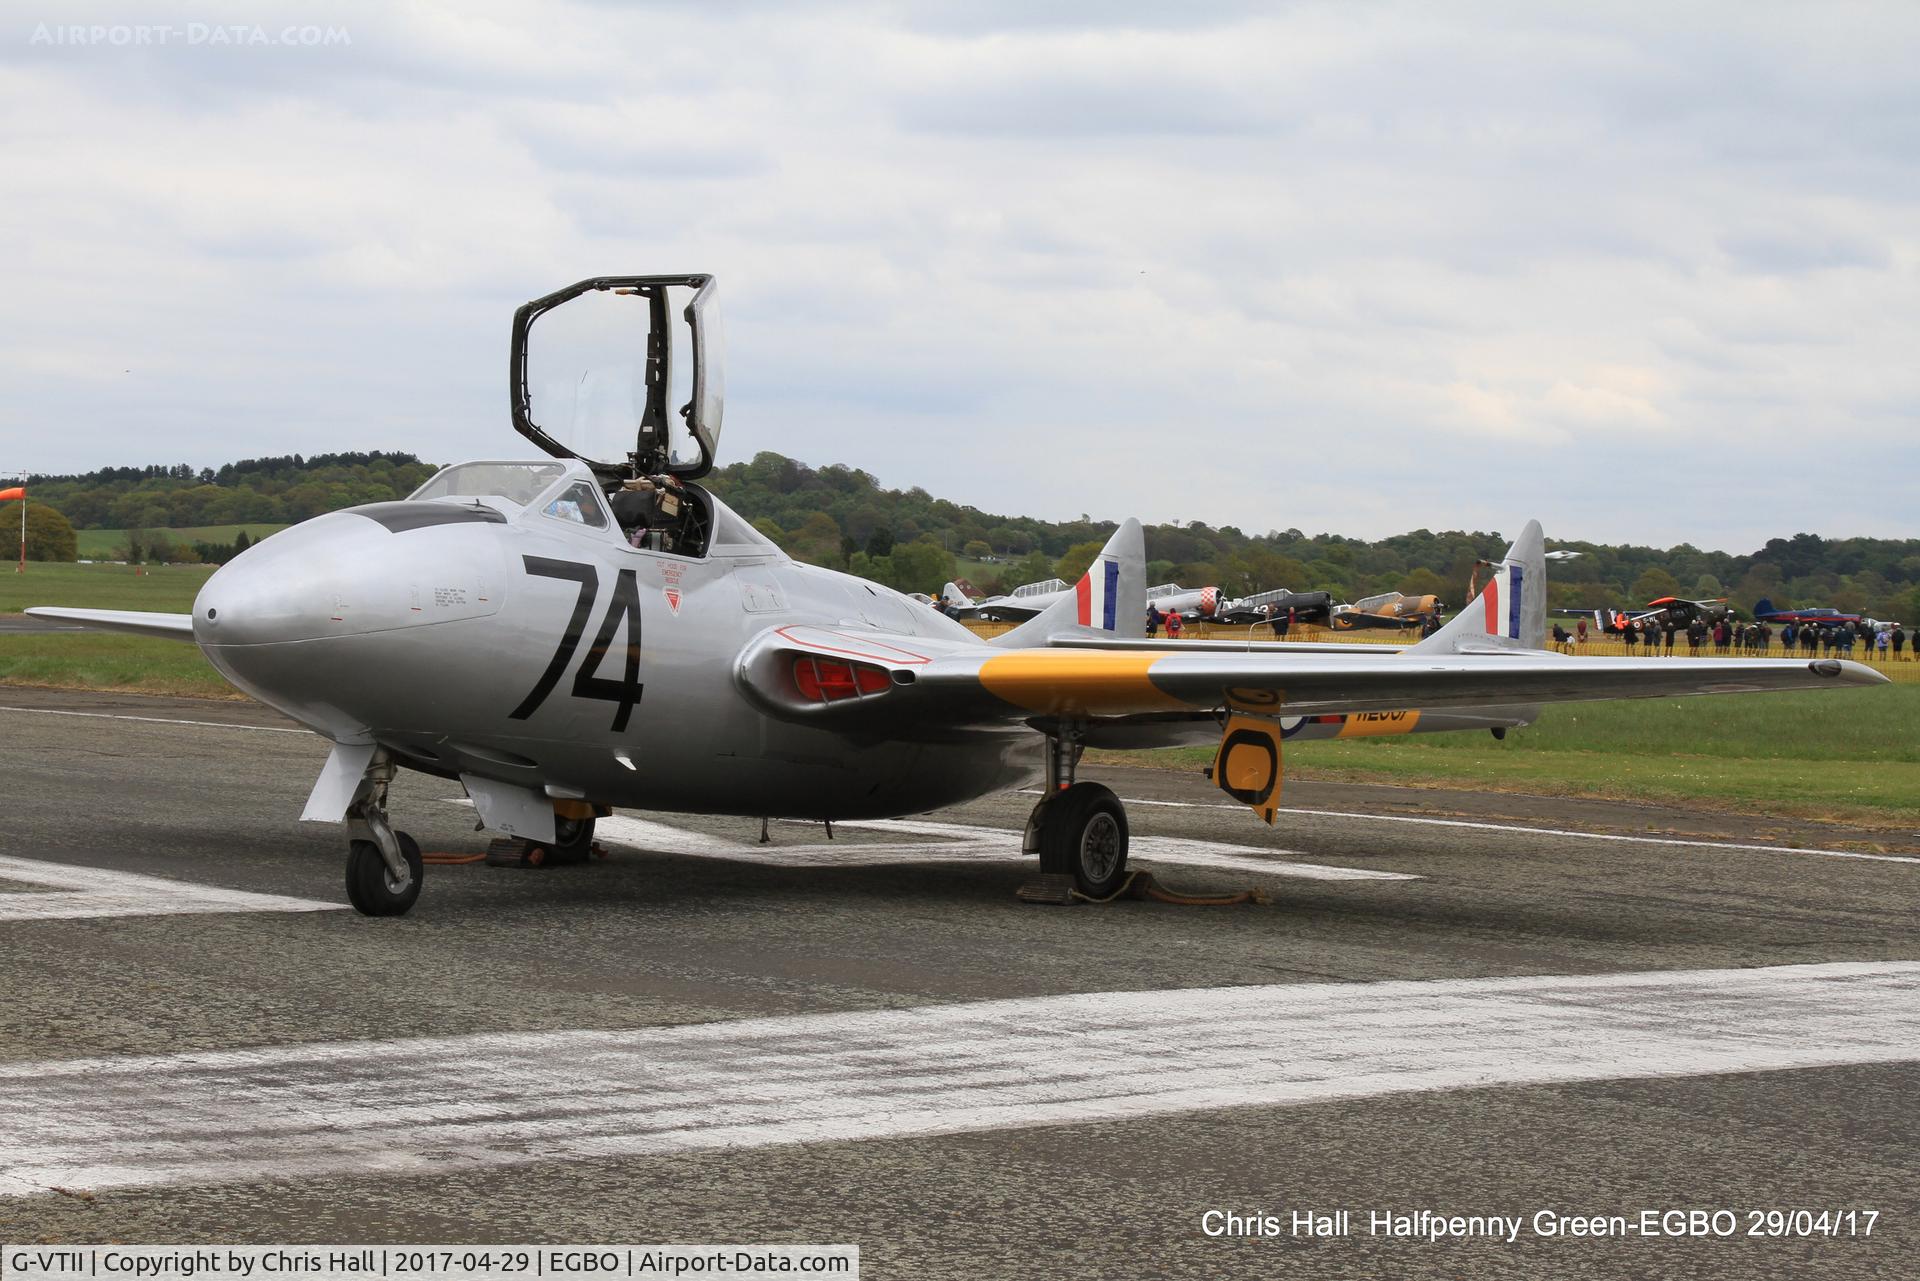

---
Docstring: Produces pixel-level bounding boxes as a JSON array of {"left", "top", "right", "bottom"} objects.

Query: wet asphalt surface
[{"left": 0, "top": 687, "right": 1915, "bottom": 1279}]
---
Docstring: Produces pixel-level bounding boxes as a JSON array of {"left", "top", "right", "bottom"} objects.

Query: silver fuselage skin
[
  {"left": 193, "top": 462, "right": 1035, "bottom": 820},
  {"left": 192, "top": 460, "right": 1528, "bottom": 822}
]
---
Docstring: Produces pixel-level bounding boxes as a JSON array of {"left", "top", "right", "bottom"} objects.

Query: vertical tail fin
[
  {"left": 990, "top": 519, "right": 1145, "bottom": 648},
  {"left": 1753, "top": 598, "right": 1776, "bottom": 619},
  {"left": 1411, "top": 519, "right": 1548, "bottom": 654}
]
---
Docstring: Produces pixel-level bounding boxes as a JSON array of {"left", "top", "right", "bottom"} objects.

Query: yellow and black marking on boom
[{"left": 1212, "top": 713, "right": 1284, "bottom": 825}]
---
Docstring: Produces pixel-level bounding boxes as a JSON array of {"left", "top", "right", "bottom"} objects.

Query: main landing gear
[
  {"left": 1025, "top": 726, "right": 1130, "bottom": 899},
  {"left": 343, "top": 750, "right": 423, "bottom": 917},
  {"left": 488, "top": 814, "right": 599, "bottom": 868}
]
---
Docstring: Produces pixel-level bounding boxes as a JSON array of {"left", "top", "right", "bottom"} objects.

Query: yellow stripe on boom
[{"left": 977, "top": 651, "right": 1190, "bottom": 716}]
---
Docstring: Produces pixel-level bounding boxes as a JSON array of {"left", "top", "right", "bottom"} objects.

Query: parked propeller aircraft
[
  {"left": 1213, "top": 589, "right": 1334, "bottom": 627},
  {"left": 1146, "top": 583, "right": 1223, "bottom": 621},
  {"left": 1330, "top": 590, "right": 1446, "bottom": 631},
  {"left": 960, "top": 576, "right": 1075, "bottom": 621},
  {"left": 1751, "top": 598, "right": 1873, "bottom": 627},
  {"left": 30, "top": 274, "right": 1889, "bottom": 916},
  {"left": 1556, "top": 596, "right": 1732, "bottom": 635},
  {"left": 973, "top": 579, "right": 1221, "bottom": 624}
]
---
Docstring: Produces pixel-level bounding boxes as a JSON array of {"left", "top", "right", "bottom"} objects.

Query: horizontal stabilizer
[{"left": 24, "top": 607, "right": 196, "bottom": 641}]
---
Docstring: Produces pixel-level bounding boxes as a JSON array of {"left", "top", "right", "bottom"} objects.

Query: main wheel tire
[
  {"left": 546, "top": 815, "right": 597, "bottom": 866},
  {"left": 1036, "top": 782, "right": 1129, "bottom": 899},
  {"left": 344, "top": 831, "right": 423, "bottom": 917}
]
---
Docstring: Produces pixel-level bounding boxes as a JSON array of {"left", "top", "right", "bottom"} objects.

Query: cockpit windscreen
[{"left": 411, "top": 462, "right": 567, "bottom": 506}]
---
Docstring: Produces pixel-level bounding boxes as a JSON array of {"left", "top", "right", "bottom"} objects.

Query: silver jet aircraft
[{"left": 32, "top": 275, "right": 1888, "bottom": 916}]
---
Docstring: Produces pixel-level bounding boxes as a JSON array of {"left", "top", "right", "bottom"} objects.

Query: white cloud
[{"left": 2, "top": 0, "right": 1917, "bottom": 549}]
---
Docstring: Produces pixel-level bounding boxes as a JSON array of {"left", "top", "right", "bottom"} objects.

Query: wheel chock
[
  {"left": 484, "top": 837, "right": 608, "bottom": 868},
  {"left": 484, "top": 837, "right": 542, "bottom": 868},
  {"left": 1016, "top": 873, "right": 1077, "bottom": 905}
]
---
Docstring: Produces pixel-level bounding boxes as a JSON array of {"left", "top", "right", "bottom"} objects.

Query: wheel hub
[{"left": 1079, "top": 813, "right": 1121, "bottom": 882}]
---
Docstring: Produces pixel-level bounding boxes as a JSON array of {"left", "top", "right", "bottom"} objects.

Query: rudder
[{"left": 1411, "top": 519, "right": 1548, "bottom": 654}]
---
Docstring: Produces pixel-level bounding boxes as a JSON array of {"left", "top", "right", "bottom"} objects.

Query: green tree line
[
  {"left": 13, "top": 449, "right": 1920, "bottom": 621},
  {"left": 25, "top": 453, "right": 438, "bottom": 530},
  {"left": 705, "top": 452, "right": 1920, "bottom": 620}
]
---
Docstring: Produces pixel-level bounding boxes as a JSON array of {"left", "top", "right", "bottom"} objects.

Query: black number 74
[{"left": 509, "top": 556, "right": 644, "bottom": 731}]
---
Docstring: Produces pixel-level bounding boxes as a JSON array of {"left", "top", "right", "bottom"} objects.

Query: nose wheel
[
  {"left": 345, "top": 831, "right": 422, "bottom": 916},
  {"left": 343, "top": 749, "right": 424, "bottom": 917}
]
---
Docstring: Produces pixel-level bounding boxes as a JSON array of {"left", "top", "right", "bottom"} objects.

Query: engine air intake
[{"left": 793, "top": 655, "right": 891, "bottom": 702}]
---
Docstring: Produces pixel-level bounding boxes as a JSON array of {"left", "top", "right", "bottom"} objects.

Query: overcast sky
[{"left": 4, "top": 2, "right": 1917, "bottom": 549}]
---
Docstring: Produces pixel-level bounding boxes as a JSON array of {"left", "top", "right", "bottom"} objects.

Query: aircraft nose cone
[
  {"left": 193, "top": 503, "right": 512, "bottom": 736},
  {"left": 194, "top": 511, "right": 391, "bottom": 646}
]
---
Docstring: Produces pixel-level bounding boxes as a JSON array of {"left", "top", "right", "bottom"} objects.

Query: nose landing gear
[
  {"left": 1024, "top": 725, "right": 1130, "bottom": 899},
  {"left": 345, "top": 831, "right": 422, "bottom": 916},
  {"left": 343, "top": 750, "right": 423, "bottom": 916}
]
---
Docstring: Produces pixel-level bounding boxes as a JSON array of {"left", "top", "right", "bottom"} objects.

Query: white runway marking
[
  {"left": 583, "top": 812, "right": 1418, "bottom": 881},
  {"left": 0, "top": 856, "right": 343, "bottom": 922},
  {"left": 0, "top": 705, "right": 309, "bottom": 735},
  {"left": 2, "top": 961, "right": 1915, "bottom": 1197},
  {"left": 1023, "top": 789, "right": 1920, "bottom": 866}
]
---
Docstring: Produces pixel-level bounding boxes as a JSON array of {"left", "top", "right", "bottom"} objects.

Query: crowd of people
[
  {"left": 951, "top": 591, "right": 1910, "bottom": 666},
  {"left": 1549, "top": 615, "right": 1910, "bottom": 660}
]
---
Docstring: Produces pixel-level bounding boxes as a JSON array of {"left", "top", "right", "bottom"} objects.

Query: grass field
[
  {"left": 1094, "top": 685, "right": 1920, "bottom": 826},
  {"left": 0, "top": 632, "right": 234, "bottom": 698},
  {"left": 0, "top": 563, "right": 228, "bottom": 695},
  {"left": 2, "top": 561, "right": 214, "bottom": 613},
  {"left": 74, "top": 524, "right": 288, "bottom": 558}
]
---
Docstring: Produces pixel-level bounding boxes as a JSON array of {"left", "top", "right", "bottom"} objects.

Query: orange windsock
[{"left": 0, "top": 487, "right": 24, "bottom": 501}]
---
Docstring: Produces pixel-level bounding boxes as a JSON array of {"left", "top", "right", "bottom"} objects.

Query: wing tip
[
  {"left": 22, "top": 607, "right": 198, "bottom": 639},
  {"left": 1824, "top": 659, "right": 1893, "bottom": 686}
]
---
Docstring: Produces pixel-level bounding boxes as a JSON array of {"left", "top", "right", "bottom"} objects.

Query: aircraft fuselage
[{"left": 193, "top": 486, "right": 1037, "bottom": 820}]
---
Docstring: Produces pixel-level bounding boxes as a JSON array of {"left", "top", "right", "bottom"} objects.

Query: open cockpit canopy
[{"left": 510, "top": 274, "right": 724, "bottom": 484}]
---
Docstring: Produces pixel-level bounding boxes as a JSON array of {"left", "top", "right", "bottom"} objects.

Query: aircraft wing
[
  {"left": 907, "top": 648, "right": 1882, "bottom": 721},
  {"left": 1049, "top": 636, "right": 1408, "bottom": 656},
  {"left": 24, "top": 607, "right": 197, "bottom": 641},
  {"left": 738, "top": 625, "right": 1885, "bottom": 727},
  {"left": 737, "top": 518, "right": 1885, "bottom": 761}
]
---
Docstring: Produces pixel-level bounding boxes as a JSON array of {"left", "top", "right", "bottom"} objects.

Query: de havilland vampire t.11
[{"left": 30, "top": 274, "right": 1889, "bottom": 916}]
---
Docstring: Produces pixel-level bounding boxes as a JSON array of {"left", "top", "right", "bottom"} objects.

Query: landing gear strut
[
  {"left": 1025, "top": 724, "right": 1130, "bottom": 898},
  {"left": 518, "top": 814, "right": 597, "bottom": 867},
  {"left": 343, "top": 750, "right": 423, "bottom": 916}
]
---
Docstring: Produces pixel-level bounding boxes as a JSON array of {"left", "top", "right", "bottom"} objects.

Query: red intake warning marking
[{"left": 1336, "top": 710, "right": 1421, "bottom": 738}]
